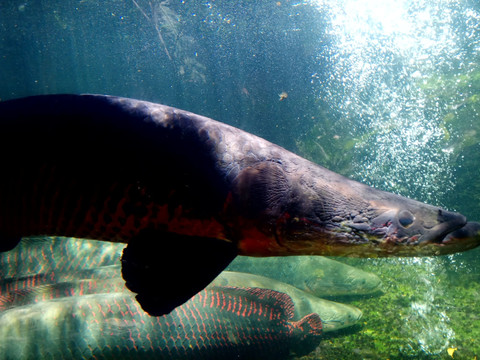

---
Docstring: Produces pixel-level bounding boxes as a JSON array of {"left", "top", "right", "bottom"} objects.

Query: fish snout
[
  {"left": 392, "top": 208, "right": 480, "bottom": 255},
  {"left": 442, "top": 222, "right": 480, "bottom": 246},
  {"left": 417, "top": 209, "right": 467, "bottom": 244},
  {"left": 371, "top": 205, "right": 467, "bottom": 246}
]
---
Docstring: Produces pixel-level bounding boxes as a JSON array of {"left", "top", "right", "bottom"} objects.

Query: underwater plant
[{"left": 131, "top": 0, "right": 206, "bottom": 84}]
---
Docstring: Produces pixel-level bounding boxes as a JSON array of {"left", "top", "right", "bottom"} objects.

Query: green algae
[{"left": 296, "top": 254, "right": 480, "bottom": 360}]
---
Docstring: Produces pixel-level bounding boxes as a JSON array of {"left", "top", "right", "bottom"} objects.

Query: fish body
[
  {"left": 213, "top": 271, "right": 362, "bottom": 332},
  {"left": 227, "top": 255, "right": 382, "bottom": 297},
  {"left": 0, "top": 269, "right": 361, "bottom": 333},
  {"left": 0, "top": 237, "right": 379, "bottom": 297},
  {"left": 0, "top": 237, "right": 124, "bottom": 296},
  {"left": 0, "top": 276, "right": 126, "bottom": 310},
  {"left": 0, "top": 286, "right": 322, "bottom": 360},
  {"left": 0, "top": 237, "right": 123, "bottom": 279},
  {"left": 1, "top": 95, "right": 479, "bottom": 315},
  {"left": 0, "top": 237, "right": 361, "bottom": 333}
]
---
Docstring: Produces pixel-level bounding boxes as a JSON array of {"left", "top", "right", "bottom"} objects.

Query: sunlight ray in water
[
  {"left": 311, "top": 0, "right": 480, "bottom": 355},
  {"left": 309, "top": 0, "right": 480, "bottom": 205}
]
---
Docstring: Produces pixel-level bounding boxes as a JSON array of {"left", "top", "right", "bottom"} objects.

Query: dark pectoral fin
[
  {"left": 0, "top": 234, "right": 20, "bottom": 252},
  {"left": 121, "top": 229, "right": 237, "bottom": 316}
]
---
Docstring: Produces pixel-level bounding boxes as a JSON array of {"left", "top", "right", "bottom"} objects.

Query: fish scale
[
  {"left": 0, "top": 237, "right": 123, "bottom": 280},
  {"left": 0, "top": 287, "right": 322, "bottom": 360}
]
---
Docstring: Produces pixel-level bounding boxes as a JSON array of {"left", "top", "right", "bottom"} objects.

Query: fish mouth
[
  {"left": 375, "top": 212, "right": 480, "bottom": 255},
  {"left": 416, "top": 211, "right": 467, "bottom": 245},
  {"left": 369, "top": 207, "right": 467, "bottom": 246},
  {"left": 440, "top": 222, "right": 480, "bottom": 247}
]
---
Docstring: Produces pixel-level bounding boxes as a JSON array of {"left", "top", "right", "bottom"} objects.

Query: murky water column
[{"left": 312, "top": 0, "right": 480, "bottom": 356}]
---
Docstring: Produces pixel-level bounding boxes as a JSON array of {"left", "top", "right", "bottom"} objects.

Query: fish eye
[{"left": 398, "top": 210, "right": 414, "bottom": 227}]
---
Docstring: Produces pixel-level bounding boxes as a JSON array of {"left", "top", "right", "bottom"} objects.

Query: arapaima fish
[{"left": 0, "top": 285, "right": 322, "bottom": 359}]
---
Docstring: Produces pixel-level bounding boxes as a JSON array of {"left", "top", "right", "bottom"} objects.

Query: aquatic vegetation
[
  {"left": 417, "top": 66, "right": 480, "bottom": 218},
  {"left": 420, "top": 69, "right": 480, "bottom": 159},
  {"left": 296, "top": 255, "right": 480, "bottom": 359},
  {"left": 295, "top": 105, "right": 357, "bottom": 176},
  {"left": 131, "top": 0, "right": 206, "bottom": 83},
  {"left": 131, "top": 0, "right": 175, "bottom": 60}
]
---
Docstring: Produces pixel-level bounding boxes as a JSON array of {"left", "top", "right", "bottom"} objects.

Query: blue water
[{"left": 1, "top": 0, "right": 480, "bottom": 358}]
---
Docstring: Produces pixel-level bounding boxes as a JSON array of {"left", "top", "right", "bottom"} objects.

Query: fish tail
[{"left": 289, "top": 313, "right": 323, "bottom": 356}]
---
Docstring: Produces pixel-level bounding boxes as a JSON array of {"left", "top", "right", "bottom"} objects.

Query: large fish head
[
  {"left": 230, "top": 161, "right": 480, "bottom": 257},
  {"left": 278, "top": 176, "right": 480, "bottom": 257},
  {"left": 320, "top": 302, "right": 363, "bottom": 333},
  {"left": 282, "top": 170, "right": 480, "bottom": 256}
]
